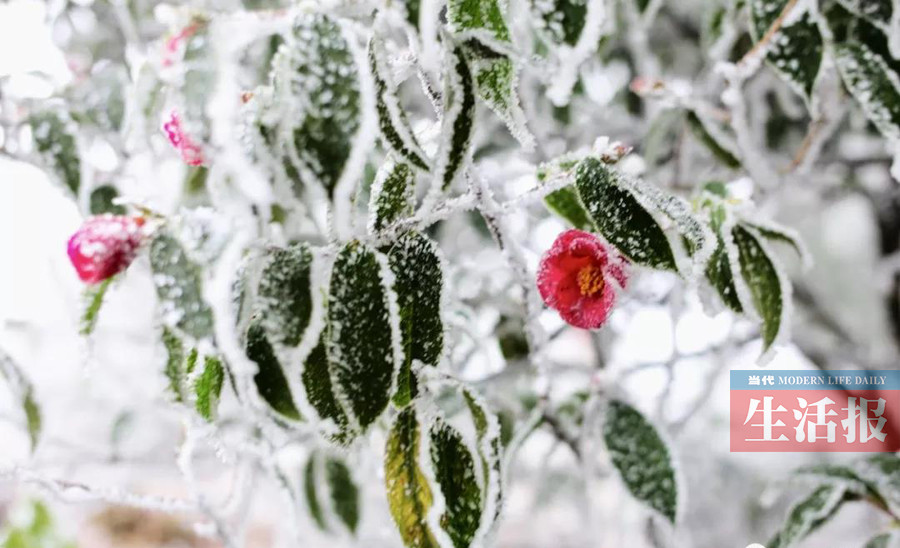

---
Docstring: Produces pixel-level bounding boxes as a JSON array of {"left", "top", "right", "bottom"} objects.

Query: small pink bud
[
  {"left": 536, "top": 230, "right": 629, "bottom": 329},
  {"left": 162, "top": 23, "right": 200, "bottom": 67},
  {"left": 67, "top": 215, "right": 146, "bottom": 284},
  {"left": 163, "top": 111, "right": 205, "bottom": 166}
]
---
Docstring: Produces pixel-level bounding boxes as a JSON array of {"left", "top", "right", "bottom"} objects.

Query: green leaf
[
  {"left": 161, "top": 326, "right": 187, "bottom": 402},
  {"left": 835, "top": 0, "right": 892, "bottom": 28},
  {"left": 852, "top": 454, "right": 900, "bottom": 516},
  {"left": 768, "top": 484, "right": 850, "bottom": 548},
  {"left": 89, "top": 185, "right": 125, "bottom": 215},
  {"left": 436, "top": 43, "right": 476, "bottom": 191},
  {"left": 447, "top": 0, "right": 511, "bottom": 43},
  {"left": 385, "top": 232, "right": 444, "bottom": 407},
  {"left": 272, "top": 14, "right": 363, "bottom": 197},
  {"left": 369, "top": 38, "right": 430, "bottom": 171},
  {"left": 29, "top": 109, "right": 81, "bottom": 196},
  {"left": 731, "top": 225, "right": 787, "bottom": 353},
  {"left": 402, "top": 0, "right": 423, "bottom": 28},
  {"left": 464, "top": 42, "right": 532, "bottom": 147},
  {"left": 630, "top": 176, "right": 713, "bottom": 263},
  {"left": 326, "top": 455, "right": 360, "bottom": 533},
  {"left": 834, "top": 41, "right": 900, "bottom": 141},
  {"left": 463, "top": 389, "right": 503, "bottom": 530},
  {"left": 544, "top": 186, "right": 595, "bottom": 230},
  {"left": 430, "top": 419, "right": 482, "bottom": 548},
  {"left": 530, "top": 0, "right": 588, "bottom": 46},
  {"left": 245, "top": 318, "right": 301, "bottom": 420},
  {"left": 0, "top": 350, "right": 42, "bottom": 452},
  {"left": 302, "top": 337, "right": 351, "bottom": 443},
  {"left": 685, "top": 111, "right": 741, "bottom": 169},
  {"left": 863, "top": 533, "right": 896, "bottom": 548},
  {"left": 304, "top": 451, "right": 361, "bottom": 534},
  {"left": 370, "top": 160, "right": 416, "bottom": 233},
  {"left": 304, "top": 454, "right": 328, "bottom": 530},
  {"left": 194, "top": 355, "right": 224, "bottom": 421},
  {"left": 574, "top": 157, "right": 678, "bottom": 271},
  {"left": 749, "top": 1, "right": 823, "bottom": 100},
  {"left": 257, "top": 243, "right": 313, "bottom": 347},
  {"left": 149, "top": 232, "right": 215, "bottom": 340},
  {"left": 385, "top": 407, "right": 441, "bottom": 548},
  {"left": 80, "top": 278, "right": 113, "bottom": 336},
  {"left": 603, "top": 400, "right": 678, "bottom": 523},
  {"left": 23, "top": 388, "right": 41, "bottom": 452},
  {"left": 327, "top": 242, "right": 398, "bottom": 431},
  {"left": 742, "top": 219, "right": 808, "bottom": 263},
  {"left": 706, "top": 238, "right": 744, "bottom": 313}
]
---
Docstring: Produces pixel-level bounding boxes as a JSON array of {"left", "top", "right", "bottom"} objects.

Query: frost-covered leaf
[
  {"left": 327, "top": 242, "right": 398, "bottom": 431},
  {"left": 447, "top": 0, "right": 511, "bottom": 43},
  {"left": 749, "top": 1, "right": 823, "bottom": 101},
  {"left": 257, "top": 243, "right": 313, "bottom": 347},
  {"left": 369, "top": 37, "right": 430, "bottom": 171},
  {"left": 603, "top": 400, "right": 678, "bottom": 524},
  {"left": 80, "top": 278, "right": 113, "bottom": 336},
  {"left": 742, "top": 219, "right": 809, "bottom": 264},
  {"left": 464, "top": 42, "right": 534, "bottom": 148},
  {"left": 272, "top": 14, "right": 363, "bottom": 197},
  {"left": 685, "top": 111, "right": 741, "bottom": 169},
  {"left": 302, "top": 338, "right": 351, "bottom": 443},
  {"left": 863, "top": 532, "right": 899, "bottom": 548},
  {"left": 161, "top": 326, "right": 187, "bottom": 403},
  {"left": 430, "top": 419, "right": 482, "bottom": 548},
  {"left": 544, "top": 186, "right": 594, "bottom": 230},
  {"left": 180, "top": 20, "right": 215, "bottom": 131},
  {"left": 574, "top": 157, "right": 678, "bottom": 271},
  {"left": 326, "top": 456, "right": 360, "bottom": 534},
  {"left": 835, "top": 0, "right": 892, "bottom": 28},
  {"left": 401, "top": 0, "right": 423, "bottom": 28},
  {"left": 385, "top": 232, "right": 444, "bottom": 407},
  {"left": 463, "top": 389, "right": 503, "bottom": 534},
  {"left": 150, "top": 232, "right": 215, "bottom": 340},
  {"left": 768, "top": 484, "right": 850, "bottom": 548},
  {"left": 701, "top": 203, "right": 744, "bottom": 312},
  {"left": 530, "top": 0, "right": 589, "bottom": 46},
  {"left": 730, "top": 225, "right": 788, "bottom": 353},
  {"left": 23, "top": 388, "right": 41, "bottom": 452},
  {"left": 852, "top": 454, "right": 900, "bottom": 517},
  {"left": 193, "top": 355, "right": 224, "bottom": 421},
  {"left": 370, "top": 160, "right": 416, "bottom": 233},
  {"left": 630, "top": 176, "right": 714, "bottom": 266},
  {"left": 245, "top": 318, "right": 301, "bottom": 420},
  {"left": 834, "top": 41, "right": 900, "bottom": 141},
  {"left": 89, "top": 185, "right": 125, "bottom": 215},
  {"left": 435, "top": 43, "right": 477, "bottom": 191},
  {"left": 706, "top": 239, "right": 744, "bottom": 313},
  {"left": 385, "top": 407, "right": 441, "bottom": 548},
  {"left": 0, "top": 351, "right": 42, "bottom": 452},
  {"left": 29, "top": 109, "right": 81, "bottom": 196},
  {"left": 304, "top": 451, "right": 360, "bottom": 534}
]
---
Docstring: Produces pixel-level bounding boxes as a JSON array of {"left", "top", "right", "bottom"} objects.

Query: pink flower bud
[
  {"left": 162, "top": 23, "right": 200, "bottom": 67},
  {"left": 162, "top": 111, "right": 205, "bottom": 166},
  {"left": 537, "top": 229, "right": 629, "bottom": 329},
  {"left": 67, "top": 215, "right": 146, "bottom": 284}
]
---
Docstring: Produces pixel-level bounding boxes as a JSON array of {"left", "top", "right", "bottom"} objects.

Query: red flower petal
[
  {"left": 67, "top": 215, "right": 145, "bottom": 284},
  {"left": 163, "top": 111, "right": 206, "bottom": 166},
  {"left": 537, "top": 229, "right": 630, "bottom": 330}
]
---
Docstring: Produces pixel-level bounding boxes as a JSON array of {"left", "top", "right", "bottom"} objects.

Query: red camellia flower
[
  {"left": 537, "top": 229, "right": 629, "bottom": 329},
  {"left": 67, "top": 215, "right": 146, "bottom": 284},
  {"left": 162, "top": 110, "right": 205, "bottom": 166}
]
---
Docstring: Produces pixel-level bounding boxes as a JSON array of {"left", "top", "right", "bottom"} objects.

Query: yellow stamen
[{"left": 577, "top": 265, "right": 605, "bottom": 296}]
